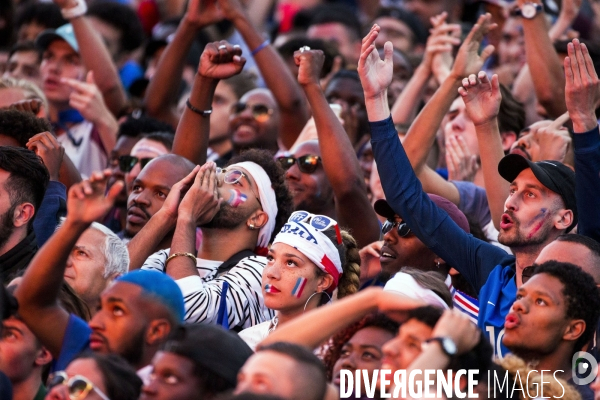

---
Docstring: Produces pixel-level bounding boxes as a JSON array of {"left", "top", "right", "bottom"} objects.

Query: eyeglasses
[
  {"left": 231, "top": 102, "right": 274, "bottom": 122},
  {"left": 381, "top": 220, "right": 412, "bottom": 237},
  {"left": 48, "top": 371, "right": 110, "bottom": 400},
  {"left": 289, "top": 211, "right": 342, "bottom": 244},
  {"left": 521, "top": 265, "right": 537, "bottom": 284},
  {"left": 118, "top": 155, "right": 153, "bottom": 173},
  {"left": 277, "top": 155, "right": 321, "bottom": 174},
  {"left": 216, "top": 168, "right": 261, "bottom": 206}
]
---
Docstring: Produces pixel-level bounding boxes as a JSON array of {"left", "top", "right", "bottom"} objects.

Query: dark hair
[
  {"left": 308, "top": 4, "right": 363, "bottom": 41},
  {"left": 375, "top": 7, "right": 428, "bottom": 45},
  {"left": 257, "top": 342, "right": 327, "bottom": 400},
  {"left": 228, "top": 149, "right": 293, "bottom": 242},
  {"left": 141, "top": 131, "right": 174, "bottom": 151},
  {"left": 0, "top": 147, "right": 49, "bottom": 219},
  {"left": 328, "top": 69, "right": 360, "bottom": 85},
  {"left": 215, "top": 393, "right": 286, "bottom": 400},
  {"left": 498, "top": 84, "right": 526, "bottom": 136},
  {"left": 8, "top": 41, "right": 41, "bottom": 61},
  {"left": 87, "top": 2, "right": 145, "bottom": 53},
  {"left": 532, "top": 260, "right": 600, "bottom": 353},
  {"left": 406, "top": 305, "right": 444, "bottom": 328},
  {"left": 117, "top": 115, "right": 174, "bottom": 139},
  {"left": 72, "top": 352, "right": 142, "bottom": 400},
  {"left": 277, "top": 37, "right": 345, "bottom": 78},
  {"left": 0, "top": 110, "right": 52, "bottom": 147},
  {"left": 222, "top": 71, "right": 258, "bottom": 100},
  {"left": 323, "top": 313, "right": 399, "bottom": 380},
  {"left": 15, "top": 2, "right": 66, "bottom": 31}
]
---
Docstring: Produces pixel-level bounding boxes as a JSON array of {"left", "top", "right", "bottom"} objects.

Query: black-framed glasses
[
  {"left": 521, "top": 265, "right": 537, "bottom": 284},
  {"left": 231, "top": 102, "right": 274, "bottom": 122},
  {"left": 381, "top": 220, "right": 412, "bottom": 237},
  {"left": 48, "top": 371, "right": 110, "bottom": 400},
  {"left": 277, "top": 155, "right": 321, "bottom": 174},
  {"left": 118, "top": 155, "right": 153, "bottom": 173}
]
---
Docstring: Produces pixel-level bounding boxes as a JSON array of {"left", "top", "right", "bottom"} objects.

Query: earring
[
  {"left": 436, "top": 261, "right": 441, "bottom": 268},
  {"left": 249, "top": 224, "right": 255, "bottom": 230},
  {"left": 303, "top": 291, "right": 332, "bottom": 312}
]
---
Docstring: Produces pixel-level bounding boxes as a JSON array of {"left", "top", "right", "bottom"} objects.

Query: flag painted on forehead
[{"left": 291, "top": 277, "right": 307, "bottom": 298}]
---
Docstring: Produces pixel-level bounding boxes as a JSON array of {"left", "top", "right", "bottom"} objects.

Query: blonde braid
[{"left": 336, "top": 230, "right": 361, "bottom": 299}]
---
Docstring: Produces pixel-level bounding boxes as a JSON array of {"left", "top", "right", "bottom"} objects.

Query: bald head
[
  {"left": 535, "top": 234, "right": 600, "bottom": 283},
  {"left": 148, "top": 154, "right": 195, "bottom": 174}
]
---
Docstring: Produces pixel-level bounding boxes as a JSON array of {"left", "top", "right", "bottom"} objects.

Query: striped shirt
[{"left": 141, "top": 249, "right": 274, "bottom": 329}]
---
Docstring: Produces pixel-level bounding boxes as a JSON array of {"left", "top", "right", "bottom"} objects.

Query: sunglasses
[
  {"left": 118, "top": 155, "right": 153, "bottom": 173},
  {"left": 381, "top": 220, "right": 412, "bottom": 237},
  {"left": 521, "top": 265, "right": 537, "bottom": 284},
  {"left": 216, "top": 168, "right": 261, "bottom": 206},
  {"left": 277, "top": 155, "right": 321, "bottom": 174},
  {"left": 231, "top": 102, "right": 274, "bottom": 122},
  {"left": 48, "top": 371, "right": 110, "bottom": 400},
  {"left": 289, "top": 211, "right": 342, "bottom": 244}
]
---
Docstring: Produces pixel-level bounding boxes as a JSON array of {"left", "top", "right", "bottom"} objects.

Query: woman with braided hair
[{"left": 239, "top": 211, "right": 361, "bottom": 350}]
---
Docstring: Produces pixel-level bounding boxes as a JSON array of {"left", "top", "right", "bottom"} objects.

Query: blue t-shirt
[{"left": 51, "top": 314, "right": 91, "bottom": 372}]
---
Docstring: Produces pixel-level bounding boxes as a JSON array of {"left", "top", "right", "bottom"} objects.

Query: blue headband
[{"left": 116, "top": 270, "right": 185, "bottom": 322}]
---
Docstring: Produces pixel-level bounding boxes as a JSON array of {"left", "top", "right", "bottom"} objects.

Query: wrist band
[
  {"left": 165, "top": 252, "right": 197, "bottom": 266},
  {"left": 61, "top": 0, "right": 88, "bottom": 19},
  {"left": 251, "top": 40, "right": 270, "bottom": 57},
  {"left": 186, "top": 99, "right": 212, "bottom": 117}
]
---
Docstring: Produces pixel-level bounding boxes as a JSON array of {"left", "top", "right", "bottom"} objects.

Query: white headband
[
  {"left": 383, "top": 272, "right": 450, "bottom": 310},
  {"left": 273, "top": 221, "right": 343, "bottom": 291},
  {"left": 228, "top": 162, "right": 277, "bottom": 252}
]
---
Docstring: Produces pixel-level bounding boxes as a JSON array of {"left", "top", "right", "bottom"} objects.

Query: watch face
[
  {"left": 522, "top": 4, "right": 537, "bottom": 18},
  {"left": 443, "top": 338, "right": 457, "bottom": 355}
]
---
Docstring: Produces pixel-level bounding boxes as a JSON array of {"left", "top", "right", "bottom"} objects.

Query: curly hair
[
  {"left": 87, "top": 2, "right": 145, "bottom": 53},
  {"left": 0, "top": 109, "right": 51, "bottom": 147},
  {"left": 531, "top": 260, "right": 600, "bottom": 353},
  {"left": 228, "top": 149, "right": 294, "bottom": 242},
  {"left": 322, "top": 313, "right": 399, "bottom": 381}
]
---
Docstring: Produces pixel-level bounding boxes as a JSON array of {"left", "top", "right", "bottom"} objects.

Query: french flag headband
[{"left": 272, "top": 218, "right": 343, "bottom": 292}]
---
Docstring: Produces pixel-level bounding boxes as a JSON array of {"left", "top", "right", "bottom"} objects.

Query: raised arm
[
  {"left": 173, "top": 41, "right": 246, "bottom": 165},
  {"left": 52, "top": 0, "right": 127, "bottom": 116},
  {"left": 260, "top": 287, "right": 423, "bottom": 349},
  {"left": 14, "top": 170, "right": 122, "bottom": 357},
  {"left": 458, "top": 72, "right": 506, "bottom": 230},
  {"left": 564, "top": 39, "right": 600, "bottom": 241},
  {"left": 295, "top": 49, "right": 379, "bottom": 248},
  {"left": 218, "top": 0, "right": 310, "bottom": 149},
  {"left": 144, "top": 0, "right": 224, "bottom": 127}
]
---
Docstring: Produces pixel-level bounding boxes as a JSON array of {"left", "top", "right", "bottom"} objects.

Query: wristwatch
[
  {"left": 514, "top": 2, "right": 543, "bottom": 19},
  {"left": 424, "top": 337, "right": 457, "bottom": 357}
]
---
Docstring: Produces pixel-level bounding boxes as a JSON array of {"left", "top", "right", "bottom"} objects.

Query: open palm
[
  {"left": 67, "top": 171, "right": 122, "bottom": 224},
  {"left": 358, "top": 25, "right": 394, "bottom": 99},
  {"left": 459, "top": 72, "right": 502, "bottom": 126}
]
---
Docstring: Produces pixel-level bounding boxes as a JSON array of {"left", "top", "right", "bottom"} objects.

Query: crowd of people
[{"left": 0, "top": 0, "right": 599, "bottom": 399}]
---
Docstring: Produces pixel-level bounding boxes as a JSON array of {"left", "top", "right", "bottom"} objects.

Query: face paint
[
  {"left": 265, "top": 284, "right": 281, "bottom": 293},
  {"left": 291, "top": 277, "right": 307, "bottom": 298},
  {"left": 527, "top": 208, "right": 548, "bottom": 239},
  {"left": 224, "top": 189, "right": 247, "bottom": 207}
]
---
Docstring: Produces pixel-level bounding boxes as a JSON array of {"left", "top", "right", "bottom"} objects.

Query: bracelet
[
  {"left": 165, "top": 252, "right": 197, "bottom": 266},
  {"left": 251, "top": 40, "right": 270, "bottom": 57},
  {"left": 61, "top": 0, "right": 88, "bottom": 19},
  {"left": 186, "top": 99, "right": 212, "bottom": 117}
]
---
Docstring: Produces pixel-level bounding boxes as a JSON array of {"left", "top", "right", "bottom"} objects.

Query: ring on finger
[
  {"left": 300, "top": 46, "right": 311, "bottom": 53},
  {"left": 218, "top": 45, "right": 227, "bottom": 50}
]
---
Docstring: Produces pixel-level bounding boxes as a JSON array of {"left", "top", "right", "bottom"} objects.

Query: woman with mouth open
[{"left": 238, "top": 211, "right": 361, "bottom": 350}]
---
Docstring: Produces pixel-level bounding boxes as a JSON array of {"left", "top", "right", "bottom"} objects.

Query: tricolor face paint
[
  {"left": 265, "top": 284, "right": 281, "bottom": 293},
  {"left": 224, "top": 189, "right": 248, "bottom": 207},
  {"left": 291, "top": 277, "right": 307, "bottom": 298}
]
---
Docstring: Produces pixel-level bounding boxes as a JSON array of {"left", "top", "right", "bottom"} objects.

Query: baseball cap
[
  {"left": 164, "top": 324, "right": 253, "bottom": 386},
  {"left": 36, "top": 24, "right": 79, "bottom": 53},
  {"left": 374, "top": 194, "right": 470, "bottom": 233},
  {"left": 116, "top": 270, "right": 185, "bottom": 322},
  {"left": 498, "top": 154, "right": 577, "bottom": 230}
]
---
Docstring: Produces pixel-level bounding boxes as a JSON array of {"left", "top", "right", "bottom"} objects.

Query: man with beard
[
  {"left": 15, "top": 170, "right": 184, "bottom": 376},
  {"left": 0, "top": 146, "right": 49, "bottom": 283},
  {"left": 137, "top": 149, "right": 293, "bottom": 330},
  {"left": 503, "top": 261, "right": 600, "bottom": 400},
  {"left": 359, "top": 21, "right": 582, "bottom": 357}
]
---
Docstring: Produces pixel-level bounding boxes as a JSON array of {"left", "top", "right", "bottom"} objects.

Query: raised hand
[
  {"left": 458, "top": 71, "right": 502, "bottom": 127},
  {"left": 564, "top": 39, "right": 600, "bottom": 132},
  {"left": 5, "top": 99, "right": 43, "bottom": 116},
  {"left": 160, "top": 165, "right": 202, "bottom": 221},
  {"left": 431, "top": 309, "right": 480, "bottom": 355},
  {"left": 450, "top": 13, "right": 497, "bottom": 81},
  {"left": 62, "top": 71, "right": 113, "bottom": 125},
  {"left": 197, "top": 41, "right": 246, "bottom": 80},
  {"left": 184, "top": 0, "right": 224, "bottom": 28},
  {"left": 178, "top": 162, "right": 221, "bottom": 225},
  {"left": 26, "top": 132, "right": 65, "bottom": 181},
  {"left": 295, "top": 48, "right": 325, "bottom": 87},
  {"left": 216, "top": 0, "right": 246, "bottom": 22},
  {"left": 423, "top": 12, "right": 461, "bottom": 84},
  {"left": 358, "top": 25, "right": 394, "bottom": 100},
  {"left": 67, "top": 170, "right": 123, "bottom": 225},
  {"left": 532, "top": 117, "right": 572, "bottom": 163},
  {"left": 358, "top": 241, "right": 383, "bottom": 284},
  {"left": 445, "top": 135, "right": 478, "bottom": 182}
]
